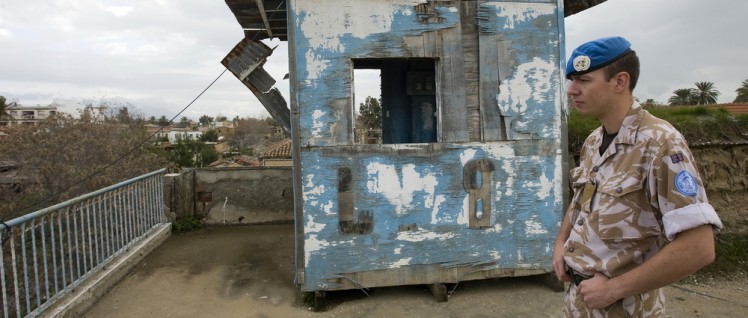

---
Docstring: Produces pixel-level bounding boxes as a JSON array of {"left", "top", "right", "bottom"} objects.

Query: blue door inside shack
[{"left": 222, "top": 0, "right": 607, "bottom": 294}]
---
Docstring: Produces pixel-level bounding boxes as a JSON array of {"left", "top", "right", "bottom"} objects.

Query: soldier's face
[{"left": 567, "top": 68, "right": 616, "bottom": 118}]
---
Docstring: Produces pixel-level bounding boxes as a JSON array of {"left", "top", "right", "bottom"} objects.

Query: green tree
[
  {"left": 157, "top": 115, "right": 170, "bottom": 127},
  {"left": 0, "top": 95, "right": 16, "bottom": 123},
  {"left": 693, "top": 81, "right": 720, "bottom": 105},
  {"left": 734, "top": 79, "right": 748, "bottom": 103},
  {"left": 168, "top": 138, "right": 218, "bottom": 168},
  {"left": 356, "top": 96, "right": 382, "bottom": 129},
  {"left": 148, "top": 115, "right": 157, "bottom": 124},
  {"left": 200, "top": 129, "right": 219, "bottom": 142},
  {"left": 199, "top": 115, "right": 214, "bottom": 127},
  {"left": 668, "top": 88, "right": 696, "bottom": 106},
  {"left": 178, "top": 116, "right": 191, "bottom": 128}
]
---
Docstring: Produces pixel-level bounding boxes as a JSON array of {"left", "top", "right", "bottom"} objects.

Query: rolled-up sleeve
[{"left": 653, "top": 137, "right": 723, "bottom": 241}]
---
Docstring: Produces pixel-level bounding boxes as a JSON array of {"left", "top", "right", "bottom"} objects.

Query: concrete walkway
[{"left": 82, "top": 224, "right": 747, "bottom": 318}]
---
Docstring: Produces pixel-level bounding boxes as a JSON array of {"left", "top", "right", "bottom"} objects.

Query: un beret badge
[{"left": 573, "top": 55, "right": 591, "bottom": 72}]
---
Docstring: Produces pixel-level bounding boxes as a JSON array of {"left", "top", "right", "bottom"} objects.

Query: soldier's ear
[{"left": 613, "top": 72, "right": 630, "bottom": 93}]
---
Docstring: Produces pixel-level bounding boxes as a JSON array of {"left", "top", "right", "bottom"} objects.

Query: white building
[
  {"left": 2, "top": 105, "right": 58, "bottom": 126},
  {"left": 167, "top": 130, "right": 202, "bottom": 143}
]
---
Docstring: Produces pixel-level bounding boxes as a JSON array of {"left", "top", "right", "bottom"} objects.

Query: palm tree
[
  {"left": 692, "top": 81, "right": 720, "bottom": 105},
  {"left": 668, "top": 88, "right": 695, "bottom": 106},
  {"left": 734, "top": 79, "right": 748, "bottom": 103}
]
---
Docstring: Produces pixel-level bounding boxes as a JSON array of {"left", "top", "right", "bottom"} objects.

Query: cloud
[
  {"left": 0, "top": 1, "right": 263, "bottom": 120},
  {"left": 566, "top": 0, "right": 748, "bottom": 103},
  {"left": 2, "top": 0, "right": 746, "bottom": 124},
  {"left": 105, "top": 5, "right": 133, "bottom": 17}
]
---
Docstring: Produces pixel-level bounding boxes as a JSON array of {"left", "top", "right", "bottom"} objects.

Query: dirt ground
[{"left": 82, "top": 224, "right": 748, "bottom": 318}]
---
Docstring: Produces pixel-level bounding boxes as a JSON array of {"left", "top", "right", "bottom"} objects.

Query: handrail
[
  {"left": 1, "top": 168, "right": 166, "bottom": 230},
  {"left": 1, "top": 169, "right": 167, "bottom": 318}
]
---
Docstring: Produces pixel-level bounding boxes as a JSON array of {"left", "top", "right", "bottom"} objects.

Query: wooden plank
[
  {"left": 476, "top": 1, "right": 512, "bottom": 141},
  {"left": 254, "top": 0, "right": 274, "bottom": 39},
  {"left": 303, "top": 263, "right": 548, "bottom": 291},
  {"left": 284, "top": 0, "right": 305, "bottom": 287},
  {"left": 439, "top": 18, "right": 469, "bottom": 142},
  {"left": 461, "top": 0, "right": 482, "bottom": 142}
]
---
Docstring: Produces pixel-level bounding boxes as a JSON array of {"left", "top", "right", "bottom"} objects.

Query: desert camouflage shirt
[{"left": 563, "top": 102, "right": 723, "bottom": 317}]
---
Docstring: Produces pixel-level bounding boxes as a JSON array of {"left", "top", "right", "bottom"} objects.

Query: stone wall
[
  {"left": 164, "top": 167, "right": 294, "bottom": 225},
  {"left": 692, "top": 145, "right": 748, "bottom": 192},
  {"left": 691, "top": 145, "right": 748, "bottom": 233}
]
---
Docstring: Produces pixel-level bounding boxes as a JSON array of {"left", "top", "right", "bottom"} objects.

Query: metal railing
[{"left": 1, "top": 169, "right": 167, "bottom": 318}]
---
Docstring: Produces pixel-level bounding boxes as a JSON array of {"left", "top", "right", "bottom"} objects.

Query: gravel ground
[{"left": 83, "top": 225, "right": 748, "bottom": 318}]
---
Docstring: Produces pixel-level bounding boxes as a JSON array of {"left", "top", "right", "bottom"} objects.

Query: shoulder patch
[
  {"left": 674, "top": 170, "right": 698, "bottom": 196},
  {"left": 670, "top": 152, "right": 684, "bottom": 164}
]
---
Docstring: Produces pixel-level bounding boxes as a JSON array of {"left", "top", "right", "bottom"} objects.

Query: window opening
[
  {"left": 353, "top": 68, "right": 382, "bottom": 144},
  {"left": 353, "top": 58, "right": 438, "bottom": 144}
]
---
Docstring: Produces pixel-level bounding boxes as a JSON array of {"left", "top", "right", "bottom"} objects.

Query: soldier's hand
[
  {"left": 578, "top": 272, "right": 618, "bottom": 309},
  {"left": 552, "top": 241, "right": 571, "bottom": 282}
]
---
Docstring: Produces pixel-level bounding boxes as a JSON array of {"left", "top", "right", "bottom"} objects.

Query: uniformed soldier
[{"left": 552, "top": 36, "right": 723, "bottom": 317}]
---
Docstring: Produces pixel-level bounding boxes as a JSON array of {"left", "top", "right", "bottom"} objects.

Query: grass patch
[
  {"left": 172, "top": 214, "right": 204, "bottom": 233},
  {"left": 568, "top": 106, "right": 748, "bottom": 155}
]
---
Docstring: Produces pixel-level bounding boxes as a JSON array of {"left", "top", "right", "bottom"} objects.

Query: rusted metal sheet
[
  {"left": 225, "top": 0, "right": 288, "bottom": 40},
  {"left": 221, "top": 38, "right": 291, "bottom": 132},
  {"left": 564, "top": 0, "right": 607, "bottom": 17}
]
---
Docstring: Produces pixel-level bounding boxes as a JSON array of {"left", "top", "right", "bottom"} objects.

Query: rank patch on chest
[
  {"left": 675, "top": 170, "right": 698, "bottom": 196},
  {"left": 670, "top": 152, "right": 684, "bottom": 164}
]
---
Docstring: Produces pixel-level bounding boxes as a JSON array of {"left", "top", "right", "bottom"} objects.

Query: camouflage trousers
[{"left": 563, "top": 282, "right": 665, "bottom": 317}]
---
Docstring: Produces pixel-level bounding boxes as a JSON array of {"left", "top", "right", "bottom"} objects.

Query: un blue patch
[{"left": 675, "top": 170, "right": 698, "bottom": 196}]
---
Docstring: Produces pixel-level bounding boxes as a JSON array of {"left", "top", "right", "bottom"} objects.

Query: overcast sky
[{"left": 1, "top": 0, "right": 746, "bottom": 121}]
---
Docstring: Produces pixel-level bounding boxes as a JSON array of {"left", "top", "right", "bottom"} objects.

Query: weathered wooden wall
[{"left": 288, "top": 0, "right": 567, "bottom": 292}]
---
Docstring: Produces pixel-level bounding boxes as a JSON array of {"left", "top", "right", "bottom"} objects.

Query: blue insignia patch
[{"left": 675, "top": 170, "right": 698, "bottom": 196}]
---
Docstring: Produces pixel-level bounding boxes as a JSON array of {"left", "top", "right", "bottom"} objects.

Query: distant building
[
  {"left": 259, "top": 139, "right": 291, "bottom": 167},
  {"left": 705, "top": 103, "right": 748, "bottom": 115},
  {"left": 1, "top": 104, "right": 57, "bottom": 126},
  {"left": 212, "top": 120, "right": 235, "bottom": 141},
  {"left": 167, "top": 129, "right": 202, "bottom": 143},
  {"left": 144, "top": 124, "right": 170, "bottom": 140}
]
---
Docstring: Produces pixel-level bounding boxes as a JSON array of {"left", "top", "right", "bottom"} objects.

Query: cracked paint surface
[
  {"left": 289, "top": 0, "right": 567, "bottom": 291},
  {"left": 485, "top": 2, "right": 556, "bottom": 29},
  {"left": 366, "top": 163, "right": 439, "bottom": 215}
]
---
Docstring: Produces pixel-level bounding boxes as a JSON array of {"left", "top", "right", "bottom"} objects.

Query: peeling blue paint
[
  {"left": 289, "top": 0, "right": 567, "bottom": 291},
  {"left": 300, "top": 144, "right": 562, "bottom": 289}
]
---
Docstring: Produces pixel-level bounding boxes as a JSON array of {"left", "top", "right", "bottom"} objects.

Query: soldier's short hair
[{"left": 604, "top": 50, "right": 640, "bottom": 92}]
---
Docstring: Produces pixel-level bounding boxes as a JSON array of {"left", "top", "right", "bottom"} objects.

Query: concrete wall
[{"left": 164, "top": 167, "right": 294, "bottom": 225}]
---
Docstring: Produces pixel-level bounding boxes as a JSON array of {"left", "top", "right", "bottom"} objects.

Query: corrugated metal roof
[
  {"left": 225, "top": 0, "right": 288, "bottom": 41},
  {"left": 564, "top": 0, "right": 607, "bottom": 17},
  {"left": 222, "top": 38, "right": 291, "bottom": 132}
]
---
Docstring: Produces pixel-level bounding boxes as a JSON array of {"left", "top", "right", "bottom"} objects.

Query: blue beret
[{"left": 565, "top": 36, "right": 632, "bottom": 79}]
